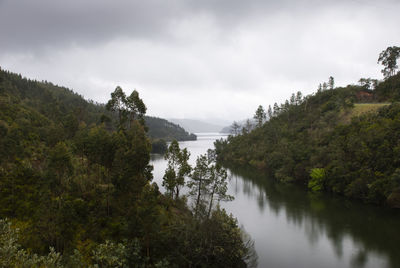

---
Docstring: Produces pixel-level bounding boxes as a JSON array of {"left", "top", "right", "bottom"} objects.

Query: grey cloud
[
  {"left": 0, "top": 0, "right": 184, "bottom": 52},
  {"left": 1, "top": 0, "right": 399, "bottom": 120},
  {"left": 0, "top": 0, "right": 386, "bottom": 53}
]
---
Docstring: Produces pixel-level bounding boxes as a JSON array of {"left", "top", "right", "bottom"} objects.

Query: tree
[
  {"left": 188, "top": 150, "right": 233, "bottom": 219},
  {"left": 0, "top": 219, "right": 63, "bottom": 267},
  {"left": 267, "top": 105, "right": 273, "bottom": 119},
  {"left": 188, "top": 154, "right": 209, "bottom": 218},
  {"left": 328, "top": 76, "right": 335, "bottom": 90},
  {"left": 242, "top": 119, "right": 254, "bottom": 134},
  {"left": 126, "top": 89, "right": 146, "bottom": 128},
  {"left": 106, "top": 86, "right": 127, "bottom": 130},
  {"left": 48, "top": 142, "right": 73, "bottom": 195},
  {"left": 230, "top": 121, "right": 241, "bottom": 136},
  {"left": 106, "top": 87, "right": 147, "bottom": 130},
  {"left": 308, "top": 168, "right": 326, "bottom": 192},
  {"left": 295, "top": 91, "right": 303, "bottom": 105},
  {"left": 254, "top": 105, "right": 266, "bottom": 128},
  {"left": 358, "top": 78, "right": 371, "bottom": 89},
  {"left": 273, "top": 102, "right": 280, "bottom": 116},
  {"left": 290, "top": 93, "right": 296, "bottom": 105},
  {"left": 206, "top": 163, "right": 233, "bottom": 219},
  {"left": 162, "top": 140, "right": 191, "bottom": 199},
  {"left": 378, "top": 46, "right": 400, "bottom": 79},
  {"left": 322, "top": 82, "right": 328, "bottom": 91}
]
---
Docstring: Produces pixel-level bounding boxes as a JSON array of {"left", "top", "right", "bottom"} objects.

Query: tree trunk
[
  {"left": 175, "top": 185, "right": 180, "bottom": 199},
  {"left": 207, "top": 187, "right": 215, "bottom": 219},
  {"left": 195, "top": 178, "right": 203, "bottom": 218}
]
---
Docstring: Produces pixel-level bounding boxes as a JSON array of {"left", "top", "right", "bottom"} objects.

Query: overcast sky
[{"left": 1, "top": 0, "right": 399, "bottom": 123}]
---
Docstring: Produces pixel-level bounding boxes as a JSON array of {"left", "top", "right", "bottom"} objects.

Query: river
[{"left": 150, "top": 133, "right": 400, "bottom": 268}]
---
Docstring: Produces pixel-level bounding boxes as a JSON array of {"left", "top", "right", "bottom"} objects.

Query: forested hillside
[
  {"left": 216, "top": 73, "right": 400, "bottom": 207},
  {"left": 0, "top": 68, "right": 252, "bottom": 267},
  {"left": 0, "top": 67, "right": 195, "bottom": 147},
  {"left": 146, "top": 116, "right": 196, "bottom": 141}
]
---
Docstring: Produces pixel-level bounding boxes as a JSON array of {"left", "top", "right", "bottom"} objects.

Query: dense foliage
[
  {"left": 0, "top": 68, "right": 252, "bottom": 267},
  {"left": 216, "top": 73, "right": 400, "bottom": 207},
  {"left": 0, "top": 67, "right": 195, "bottom": 153},
  {"left": 146, "top": 117, "right": 196, "bottom": 142}
]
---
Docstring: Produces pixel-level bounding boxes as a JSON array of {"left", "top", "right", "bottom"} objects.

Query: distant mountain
[
  {"left": 220, "top": 126, "right": 231, "bottom": 133},
  {"left": 169, "top": 118, "right": 224, "bottom": 133}
]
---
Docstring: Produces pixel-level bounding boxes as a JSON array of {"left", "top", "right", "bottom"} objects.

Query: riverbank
[
  {"left": 151, "top": 133, "right": 400, "bottom": 268},
  {"left": 215, "top": 74, "right": 400, "bottom": 207}
]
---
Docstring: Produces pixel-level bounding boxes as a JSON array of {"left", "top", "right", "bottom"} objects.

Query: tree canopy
[
  {"left": 0, "top": 67, "right": 253, "bottom": 267},
  {"left": 378, "top": 46, "right": 400, "bottom": 79}
]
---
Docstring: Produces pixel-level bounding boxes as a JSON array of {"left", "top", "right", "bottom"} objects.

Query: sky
[{"left": 1, "top": 0, "right": 399, "bottom": 124}]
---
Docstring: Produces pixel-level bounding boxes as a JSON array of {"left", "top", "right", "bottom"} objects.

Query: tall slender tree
[
  {"left": 328, "top": 76, "right": 335, "bottom": 90},
  {"left": 378, "top": 46, "right": 400, "bottom": 79},
  {"left": 126, "top": 90, "right": 146, "bottom": 127},
  {"left": 254, "top": 105, "right": 266, "bottom": 128},
  {"left": 162, "top": 140, "right": 191, "bottom": 199},
  {"left": 106, "top": 86, "right": 127, "bottom": 130},
  {"left": 188, "top": 150, "right": 233, "bottom": 219}
]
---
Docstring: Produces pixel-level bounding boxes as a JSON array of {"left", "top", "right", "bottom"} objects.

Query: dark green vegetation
[
  {"left": 0, "top": 68, "right": 251, "bottom": 267},
  {"left": 146, "top": 117, "right": 196, "bottom": 143},
  {"left": 0, "top": 67, "right": 195, "bottom": 153},
  {"left": 216, "top": 72, "right": 400, "bottom": 207}
]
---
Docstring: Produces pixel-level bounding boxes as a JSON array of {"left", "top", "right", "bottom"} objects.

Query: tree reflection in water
[{"left": 225, "top": 164, "right": 400, "bottom": 268}]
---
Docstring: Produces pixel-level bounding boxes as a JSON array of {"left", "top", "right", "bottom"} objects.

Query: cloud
[
  {"left": 0, "top": 0, "right": 399, "bottom": 121},
  {"left": 1, "top": 0, "right": 391, "bottom": 52}
]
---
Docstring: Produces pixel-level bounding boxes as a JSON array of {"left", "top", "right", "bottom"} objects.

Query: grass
[{"left": 340, "top": 103, "right": 390, "bottom": 124}]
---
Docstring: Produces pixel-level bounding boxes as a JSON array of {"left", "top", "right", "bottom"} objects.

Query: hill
[
  {"left": 147, "top": 117, "right": 196, "bottom": 141},
  {"left": 169, "top": 118, "right": 224, "bottom": 133},
  {"left": 0, "top": 67, "right": 250, "bottom": 266},
  {"left": 215, "top": 73, "right": 400, "bottom": 207},
  {"left": 0, "top": 68, "right": 195, "bottom": 148}
]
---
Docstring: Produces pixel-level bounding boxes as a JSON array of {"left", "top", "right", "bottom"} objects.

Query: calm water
[{"left": 150, "top": 133, "right": 400, "bottom": 268}]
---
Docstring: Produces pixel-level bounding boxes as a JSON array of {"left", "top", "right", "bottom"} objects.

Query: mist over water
[{"left": 150, "top": 133, "right": 400, "bottom": 268}]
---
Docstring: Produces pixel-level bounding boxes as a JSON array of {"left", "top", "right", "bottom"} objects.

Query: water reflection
[
  {"left": 150, "top": 134, "right": 400, "bottom": 268},
  {"left": 225, "top": 164, "right": 400, "bottom": 268}
]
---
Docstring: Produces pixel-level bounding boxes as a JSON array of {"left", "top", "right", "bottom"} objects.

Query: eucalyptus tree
[
  {"left": 162, "top": 140, "right": 191, "bottom": 199},
  {"left": 106, "top": 87, "right": 147, "bottom": 130},
  {"left": 187, "top": 154, "right": 209, "bottom": 218},
  {"left": 188, "top": 150, "right": 233, "bottom": 219},
  {"left": 206, "top": 164, "right": 233, "bottom": 219},
  {"left": 126, "top": 89, "right": 146, "bottom": 128},
  {"left": 378, "top": 46, "right": 400, "bottom": 79},
  {"left": 328, "top": 76, "right": 335, "bottom": 89},
  {"left": 267, "top": 105, "right": 273, "bottom": 119},
  {"left": 106, "top": 86, "right": 127, "bottom": 130},
  {"left": 254, "top": 105, "right": 266, "bottom": 128}
]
